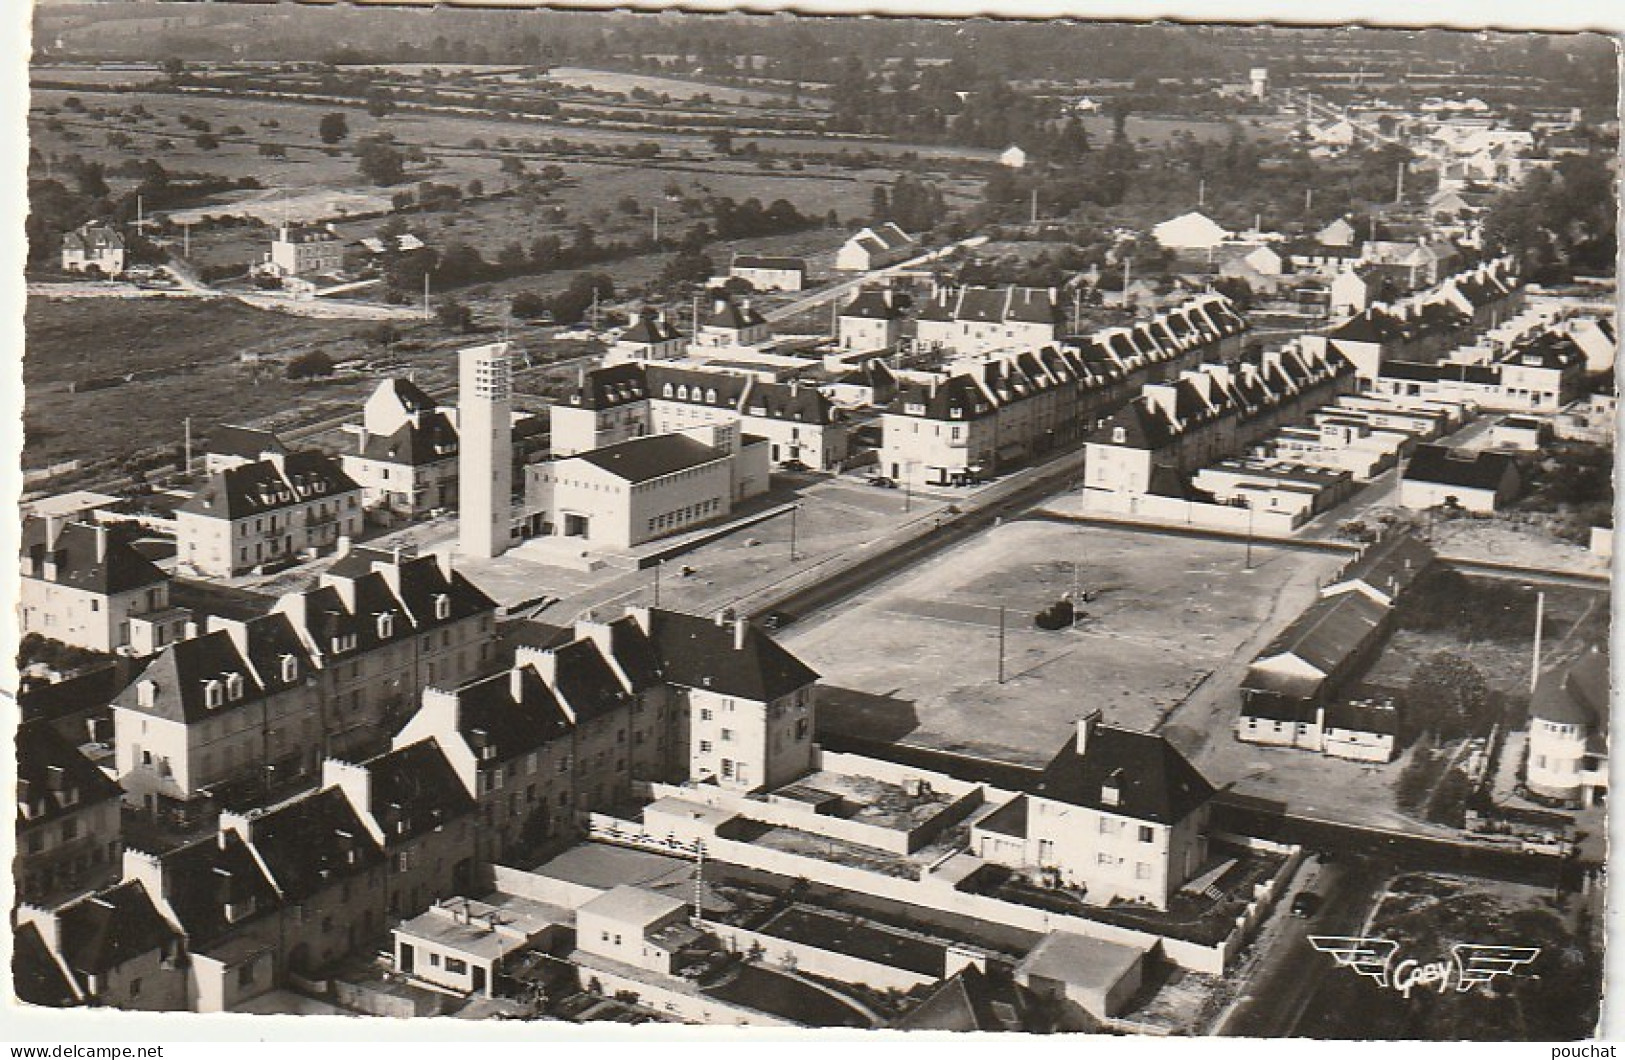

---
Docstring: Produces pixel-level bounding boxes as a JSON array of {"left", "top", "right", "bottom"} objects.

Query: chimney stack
[
  {"left": 1075, "top": 709, "right": 1103, "bottom": 755},
  {"left": 734, "top": 617, "right": 747, "bottom": 652},
  {"left": 94, "top": 525, "right": 108, "bottom": 564},
  {"left": 510, "top": 664, "right": 527, "bottom": 703}
]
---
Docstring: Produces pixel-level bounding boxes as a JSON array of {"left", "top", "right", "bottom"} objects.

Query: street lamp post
[
  {"left": 789, "top": 504, "right": 799, "bottom": 562},
  {"left": 1245, "top": 504, "right": 1255, "bottom": 570}
]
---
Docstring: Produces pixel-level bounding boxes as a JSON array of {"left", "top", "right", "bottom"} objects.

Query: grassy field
[
  {"left": 781, "top": 519, "right": 1341, "bottom": 766},
  {"left": 22, "top": 297, "right": 393, "bottom": 469}
]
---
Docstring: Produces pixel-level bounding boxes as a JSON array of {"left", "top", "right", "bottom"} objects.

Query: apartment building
[
  {"left": 882, "top": 295, "right": 1250, "bottom": 489},
  {"left": 15, "top": 722, "right": 124, "bottom": 908},
  {"left": 113, "top": 549, "right": 497, "bottom": 819},
  {"left": 340, "top": 378, "right": 460, "bottom": 521},
  {"left": 914, "top": 286, "right": 1064, "bottom": 358},
  {"left": 972, "top": 712, "right": 1215, "bottom": 909},
  {"left": 552, "top": 361, "right": 848, "bottom": 471},
  {"left": 176, "top": 451, "right": 364, "bottom": 577},
  {"left": 20, "top": 519, "right": 175, "bottom": 655},
  {"left": 1083, "top": 343, "right": 1357, "bottom": 500}
]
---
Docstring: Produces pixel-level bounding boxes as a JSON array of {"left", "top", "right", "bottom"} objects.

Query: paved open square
[{"left": 784, "top": 519, "right": 1346, "bottom": 766}]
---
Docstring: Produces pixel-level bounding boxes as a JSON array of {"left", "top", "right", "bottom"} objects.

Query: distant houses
[
  {"left": 835, "top": 223, "right": 916, "bottom": 272},
  {"left": 61, "top": 223, "right": 126, "bottom": 277},
  {"left": 729, "top": 255, "right": 807, "bottom": 293},
  {"left": 265, "top": 223, "right": 344, "bottom": 278},
  {"left": 1151, "top": 211, "right": 1230, "bottom": 252}
]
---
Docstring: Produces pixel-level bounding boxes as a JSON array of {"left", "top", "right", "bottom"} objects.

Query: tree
[
  {"left": 160, "top": 57, "right": 186, "bottom": 79},
  {"left": 365, "top": 88, "right": 396, "bottom": 119},
  {"left": 318, "top": 112, "right": 349, "bottom": 145},
  {"left": 1406, "top": 651, "right": 1490, "bottom": 742},
  {"left": 286, "top": 351, "right": 335, "bottom": 379},
  {"left": 358, "top": 141, "right": 407, "bottom": 186},
  {"left": 258, "top": 143, "right": 287, "bottom": 158},
  {"left": 511, "top": 290, "right": 551, "bottom": 320},
  {"left": 194, "top": 133, "right": 220, "bottom": 151},
  {"left": 708, "top": 130, "right": 734, "bottom": 155},
  {"left": 435, "top": 297, "right": 475, "bottom": 332},
  {"left": 660, "top": 248, "right": 713, "bottom": 287}
]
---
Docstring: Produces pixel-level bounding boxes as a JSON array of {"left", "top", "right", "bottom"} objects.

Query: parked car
[
  {"left": 760, "top": 611, "right": 793, "bottom": 631},
  {"left": 1290, "top": 891, "right": 1323, "bottom": 918},
  {"left": 780, "top": 459, "right": 810, "bottom": 472},
  {"left": 867, "top": 475, "right": 898, "bottom": 489}
]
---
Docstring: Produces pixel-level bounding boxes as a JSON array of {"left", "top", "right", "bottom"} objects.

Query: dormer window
[
  {"left": 377, "top": 613, "right": 395, "bottom": 639},
  {"left": 705, "top": 388, "right": 718, "bottom": 404},
  {"left": 1112, "top": 426, "right": 1127, "bottom": 444},
  {"left": 331, "top": 633, "right": 357, "bottom": 654},
  {"left": 203, "top": 679, "right": 224, "bottom": 709},
  {"left": 676, "top": 385, "right": 690, "bottom": 400},
  {"left": 662, "top": 383, "right": 674, "bottom": 398},
  {"left": 138, "top": 680, "right": 157, "bottom": 709},
  {"left": 281, "top": 654, "right": 298, "bottom": 683},
  {"left": 225, "top": 673, "right": 245, "bottom": 701},
  {"left": 433, "top": 594, "right": 451, "bottom": 621}
]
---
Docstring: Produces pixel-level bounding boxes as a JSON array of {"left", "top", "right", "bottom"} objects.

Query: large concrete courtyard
[{"left": 783, "top": 519, "right": 1346, "bottom": 767}]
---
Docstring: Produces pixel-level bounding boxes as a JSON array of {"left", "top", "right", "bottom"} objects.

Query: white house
[
  {"left": 1398, "top": 443, "right": 1521, "bottom": 514},
  {"left": 835, "top": 223, "right": 915, "bottom": 272},
  {"left": 1526, "top": 647, "right": 1608, "bottom": 807},
  {"left": 61, "top": 223, "right": 126, "bottom": 276},
  {"left": 729, "top": 255, "right": 807, "bottom": 293},
  {"left": 999, "top": 145, "right": 1028, "bottom": 169},
  {"left": 1151, "top": 211, "right": 1230, "bottom": 252},
  {"left": 266, "top": 224, "right": 344, "bottom": 278}
]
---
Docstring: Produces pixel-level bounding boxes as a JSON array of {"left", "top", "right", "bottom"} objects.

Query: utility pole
[
  {"left": 1245, "top": 504, "right": 1255, "bottom": 570},
  {"left": 1122, "top": 256, "right": 1133, "bottom": 303},
  {"left": 1530, "top": 590, "right": 1546, "bottom": 693},
  {"left": 182, "top": 221, "right": 191, "bottom": 259},
  {"left": 997, "top": 606, "right": 1007, "bottom": 684},
  {"left": 1030, "top": 187, "right": 1038, "bottom": 226},
  {"left": 183, "top": 416, "right": 192, "bottom": 477},
  {"left": 653, "top": 560, "right": 661, "bottom": 607},
  {"left": 423, "top": 271, "right": 431, "bottom": 322},
  {"left": 1395, "top": 160, "right": 1406, "bottom": 204},
  {"left": 651, "top": 206, "right": 660, "bottom": 243},
  {"left": 1198, "top": 178, "right": 1206, "bottom": 208},
  {"left": 692, "top": 840, "right": 705, "bottom": 923},
  {"left": 788, "top": 504, "right": 799, "bottom": 562}
]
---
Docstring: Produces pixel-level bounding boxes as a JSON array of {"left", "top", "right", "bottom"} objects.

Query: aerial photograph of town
[{"left": 7, "top": 0, "right": 1618, "bottom": 1044}]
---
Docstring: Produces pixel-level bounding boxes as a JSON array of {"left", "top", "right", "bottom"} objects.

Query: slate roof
[
  {"left": 916, "top": 286, "right": 1062, "bottom": 328},
  {"left": 245, "top": 788, "right": 385, "bottom": 902},
  {"left": 453, "top": 665, "right": 574, "bottom": 765},
  {"left": 18, "top": 664, "right": 127, "bottom": 727},
  {"left": 888, "top": 374, "right": 994, "bottom": 421},
  {"left": 115, "top": 629, "right": 263, "bottom": 724},
  {"left": 356, "top": 739, "right": 477, "bottom": 846},
  {"left": 607, "top": 615, "right": 665, "bottom": 692},
  {"left": 278, "top": 224, "right": 339, "bottom": 244},
  {"left": 1404, "top": 443, "right": 1518, "bottom": 491},
  {"left": 63, "top": 223, "right": 125, "bottom": 253},
  {"left": 897, "top": 965, "right": 1046, "bottom": 1033},
  {"left": 646, "top": 364, "right": 751, "bottom": 408},
  {"left": 20, "top": 519, "right": 167, "bottom": 595},
  {"left": 1037, "top": 723, "right": 1214, "bottom": 825},
  {"left": 1530, "top": 648, "right": 1610, "bottom": 729},
  {"left": 550, "top": 637, "right": 635, "bottom": 725},
  {"left": 180, "top": 452, "right": 358, "bottom": 521},
  {"left": 646, "top": 609, "right": 819, "bottom": 703},
  {"left": 1324, "top": 698, "right": 1399, "bottom": 736},
  {"left": 841, "top": 288, "right": 902, "bottom": 320},
  {"left": 359, "top": 411, "right": 459, "bottom": 466},
  {"left": 732, "top": 255, "right": 806, "bottom": 272},
  {"left": 16, "top": 721, "right": 122, "bottom": 829},
  {"left": 570, "top": 435, "right": 727, "bottom": 484},
  {"left": 619, "top": 312, "right": 682, "bottom": 346},
  {"left": 12, "top": 921, "right": 79, "bottom": 1007},
  {"left": 57, "top": 881, "right": 180, "bottom": 977},
  {"left": 701, "top": 297, "right": 767, "bottom": 331},
  {"left": 743, "top": 382, "right": 836, "bottom": 424},
  {"left": 1251, "top": 591, "right": 1388, "bottom": 679},
  {"left": 152, "top": 832, "right": 281, "bottom": 946},
  {"left": 1326, "top": 533, "right": 1435, "bottom": 601},
  {"left": 206, "top": 424, "right": 287, "bottom": 462}
]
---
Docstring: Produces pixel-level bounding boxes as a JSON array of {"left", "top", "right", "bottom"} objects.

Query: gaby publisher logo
[{"left": 1308, "top": 936, "right": 1541, "bottom": 999}]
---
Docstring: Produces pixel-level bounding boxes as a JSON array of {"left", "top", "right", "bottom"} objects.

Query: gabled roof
[
  {"left": 607, "top": 615, "right": 664, "bottom": 692},
  {"left": 13, "top": 921, "right": 79, "bottom": 1007},
  {"left": 64, "top": 223, "right": 125, "bottom": 253},
  {"left": 646, "top": 609, "right": 818, "bottom": 703},
  {"left": 206, "top": 424, "right": 287, "bottom": 462},
  {"left": 841, "top": 288, "right": 902, "bottom": 321},
  {"left": 452, "top": 665, "right": 574, "bottom": 765},
  {"left": 1403, "top": 443, "right": 1518, "bottom": 491},
  {"left": 354, "top": 738, "right": 477, "bottom": 846},
  {"left": 18, "top": 664, "right": 128, "bottom": 727},
  {"left": 569, "top": 434, "right": 728, "bottom": 485},
  {"left": 151, "top": 832, "right": 281, "bottom": 946},
  {"left": 1252, "top": 591, "right": 1388, "bottom": 680},
  {"left": 378, "top": 377, "right": 438, "bottom": 415},
  {"left": 278, "top": 224, "right": 339, "bottom": 244},
  {"left": 701, "top": 296, "right": 767, "bottom": 331},
  {"left": 619, "top": 312, "right": 681, "bottom": 346},
  {"left": 732, "top": 255, "right": 806, "bottom": 272},
  {"left": 20, "top": 518, "right": 167, "bottom": 595},
  {"left": 744, "top": 382, "right": 835, "bottom": 425},
  {"left": 114, "top": 630, "right": 263, "bottom": 724},
  {"left": 57, "top": 881, "right": 179, "bottom": 978},
  {"left": 359, "top": 411, "right": 459, "bottom": 466},
  {"left": 245, "top": 788, "right": 385, "bottom": 902},
  {"left": 180, "top": 452, "right": 358, "bottom": 521},
  {"left": 1324, "top": 698, "right": 1399, "bottom": 736},
  {"left": 1037, "top": 723, "right": 1215, "bottom": 824},
  {"left": 646, "top": 364, "right": 751, "bottom": 408},
  {"left": 888, "top": 374, "right": 993, "bottom": 422},
  {"left": 550, "top": 637, "right": 635, "bottom": 725},
  {"left": 1326, "top": 533, "right": 1435, "bottom": 601},
  {"left": 897, "top": 965, "right": 1047, "bottom": 1033},
  {"left": 16, "top": 722, "right": 123, "bottom": 827}
]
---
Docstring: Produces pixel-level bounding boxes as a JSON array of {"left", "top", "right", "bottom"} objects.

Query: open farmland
[
  {"left": 540, "top": 65, "right": 823, "bottom": 108},
  {"left": 782, "top": 519, "right": 1345, "bottom": 767}
]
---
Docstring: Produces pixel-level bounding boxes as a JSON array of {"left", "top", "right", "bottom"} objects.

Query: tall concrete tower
[{"left": 457, "top": 341, "right": 513, "bottom": 559}]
